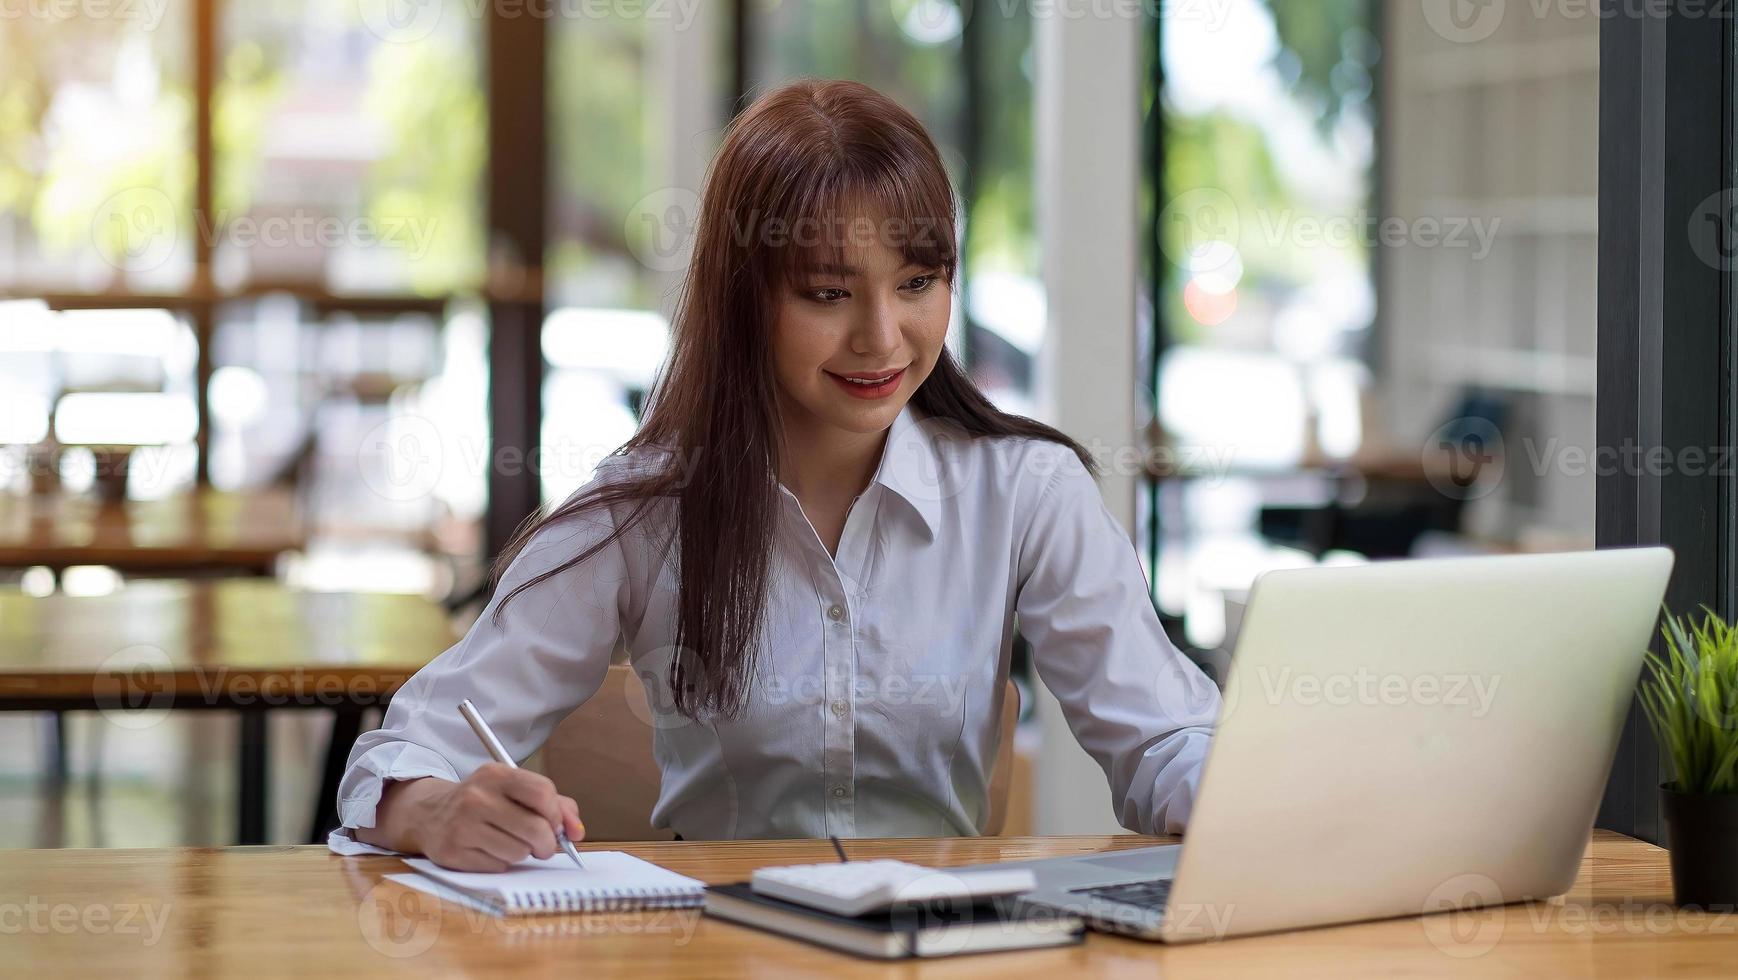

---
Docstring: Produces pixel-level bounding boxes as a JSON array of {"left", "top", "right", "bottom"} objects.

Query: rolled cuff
[
  {"left": 330, "top": 741, "right": 462, "bottom": 854},
  {"left": 1118, "top": 726, "right": 1214, "bottom": 836}
]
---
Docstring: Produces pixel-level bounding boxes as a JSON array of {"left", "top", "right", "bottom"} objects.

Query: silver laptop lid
[{"left": 1161, "top": 547, "right": 1673, "bottom": 942}]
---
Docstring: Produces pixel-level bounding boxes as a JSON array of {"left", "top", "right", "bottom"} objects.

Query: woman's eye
[
  {"left": 808, "top": 287, "right": 848, "bottom": 303},
  {"left": 904, "top": 274, "right": 939, "bottom": 292}
]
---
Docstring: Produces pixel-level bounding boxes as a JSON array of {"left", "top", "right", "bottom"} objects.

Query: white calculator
[{"left": 750, "top": 859, "right": 1037, "bottom": 918}]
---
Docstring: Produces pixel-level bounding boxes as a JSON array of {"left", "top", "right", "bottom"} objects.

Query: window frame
[{"left": 1594, "top": 3, "right": 1736, "bottom": 844}]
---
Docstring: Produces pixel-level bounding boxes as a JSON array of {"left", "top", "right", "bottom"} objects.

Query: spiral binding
[{"left": 505, "top": 885, "right": 704, "bottom": 914}]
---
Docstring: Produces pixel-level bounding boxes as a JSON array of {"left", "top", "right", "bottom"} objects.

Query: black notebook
[{"left": 703, "top": 883, "right": 1085, "bottom": 959}]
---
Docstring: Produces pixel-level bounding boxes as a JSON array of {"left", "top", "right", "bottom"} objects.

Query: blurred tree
[
  {"left": 1258, "top": 0, "right": 1377, "bottom": 130},
  {"left": 549, "top": 15, "right": 655, "bottom": 308},
  {"left": 962, "top": 3, "right": 1036, "bottom": 279},
  {"left": 363, "top": 36, "right": 486, "bottom": 295},
  {"left": 213, "top": 40, "right": 281, "bottom": 224},
  {"left": 0, "top": 17, "right": 192, "bottom": 284}
]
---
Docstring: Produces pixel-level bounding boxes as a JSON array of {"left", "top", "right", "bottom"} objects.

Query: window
[
  {"left": 1, "top": 1, "right": 492, "bottom": 592},
  {"left": 1, "top": 7, "right": 194, "bottom": 291},
  {"left": 1144, "top": 0, "right": 1378, "bottom": 650},
  {"left": 749, "top": 0, "right": 1041, "bottom": 413}
]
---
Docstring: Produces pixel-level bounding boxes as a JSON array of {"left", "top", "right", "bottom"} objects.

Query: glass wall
[
  {"left": 0, "top": 2, "right": 492, "bottom": 595},
  {"left": 0, "top": 6, "right": 194, "bottom": 291},
  {"left": 541, "top": 10, "right": 674, "bottom": 504},
  {"left": 1145, "top": 0, "right": 1601, "bottom": 660},
  {"left": 1146, "top": 0, "right": 1378, "bottom": 650},
  {"left": 752, "top": 0, "right": 1041, "bottom": 414},
  {"left": 216, "top": 0, "right": 485, "bottom": 294}
]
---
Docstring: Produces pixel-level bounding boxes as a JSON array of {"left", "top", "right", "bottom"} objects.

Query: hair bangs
[{"left": 773, "top": 157, "right": 957, "bottom": 291}]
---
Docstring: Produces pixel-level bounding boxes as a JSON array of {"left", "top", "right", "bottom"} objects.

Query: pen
[{"left": 458, "top": 698, "right": 586, "bottom": 870}]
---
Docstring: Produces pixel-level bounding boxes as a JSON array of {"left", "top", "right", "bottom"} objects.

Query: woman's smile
[{"left": 824, "top": 366, "right": 908, "bottom": 399}]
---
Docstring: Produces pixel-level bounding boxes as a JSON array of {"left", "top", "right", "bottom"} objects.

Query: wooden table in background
[
  {"left": 0, "top": 580, "right": 454, "bottom": 845},
  {"left": 0, "top": 489, "right": 305, "bottom": 576},
  {"left": 1, "top": 831, "right": 1723, "bottom": 977}
]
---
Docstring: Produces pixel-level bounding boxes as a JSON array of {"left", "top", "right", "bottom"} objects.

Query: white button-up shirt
[{"left": 333, "top": 405, "right": 1219, "bottom": 843}]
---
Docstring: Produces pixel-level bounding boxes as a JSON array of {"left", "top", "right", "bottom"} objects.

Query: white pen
[{"left": 458, "top": 698, "right": 586, "bottom": 870}]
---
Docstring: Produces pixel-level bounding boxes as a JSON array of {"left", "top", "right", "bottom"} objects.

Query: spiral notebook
[{"left": 400, "top": 852, "right": 706, "bottom": 916}]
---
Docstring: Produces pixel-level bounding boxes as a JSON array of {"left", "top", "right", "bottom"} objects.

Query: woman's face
[{"left": 769, "top": 210, "right": 952, "bottom": 440}]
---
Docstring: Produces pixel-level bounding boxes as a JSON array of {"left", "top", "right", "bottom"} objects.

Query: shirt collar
[{"left": 869, "top": 403, "right": 945, "bottom": 540}]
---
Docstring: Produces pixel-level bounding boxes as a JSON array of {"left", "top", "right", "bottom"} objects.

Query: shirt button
[
  {"left": 830, "top": 699, "right": 848, "bottom": 717},
  {"left": 827, "top": 603, "right": 845, "bottom": 622},
  {"left": 831, "top": 786, "right": 847, "bottom": 799}
]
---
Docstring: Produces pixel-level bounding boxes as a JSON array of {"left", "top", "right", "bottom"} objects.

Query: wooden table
[
  {"left": 0, "top": 489, "right": 305, "bottom": 575},
  {"left": 0, "top": 579, "right": 454, "bottom": 845},
  {"left": 1, "top": 831, "right": 1722, "bottom": 976}
]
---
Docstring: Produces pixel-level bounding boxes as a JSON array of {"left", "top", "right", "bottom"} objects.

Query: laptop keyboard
[{"left": 1069, "top": 878, "right": 1173, "bottom": 913}]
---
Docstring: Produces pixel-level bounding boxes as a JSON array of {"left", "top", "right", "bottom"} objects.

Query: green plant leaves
[{"left": 1642, "top": 605, "right": 1738, "bottom": 795}]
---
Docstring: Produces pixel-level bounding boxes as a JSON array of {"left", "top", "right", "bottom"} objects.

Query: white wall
[{"left": 1032, "top": 7, "right": 1145, "bottom": 835}]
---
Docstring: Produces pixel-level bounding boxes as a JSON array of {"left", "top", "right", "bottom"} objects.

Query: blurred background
[{"left": 0, "top": 0, "right": 1596, "bottom": 843}]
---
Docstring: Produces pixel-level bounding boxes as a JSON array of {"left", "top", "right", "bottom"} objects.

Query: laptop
[{"left": 968, "top": 547, "right": 1674, "bottom": 942}]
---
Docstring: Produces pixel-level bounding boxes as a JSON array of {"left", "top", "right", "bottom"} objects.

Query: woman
[{"left": 334, "top": 78, "right": 1219, "bottom": 870}]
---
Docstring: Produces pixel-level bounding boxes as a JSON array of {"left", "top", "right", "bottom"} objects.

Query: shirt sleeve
[
  {"left": 331, "top": 483, "right": 639, "bottom": 847},
  {"left": 1014, "top": 447, "right": 1221, "bottom": 836}
]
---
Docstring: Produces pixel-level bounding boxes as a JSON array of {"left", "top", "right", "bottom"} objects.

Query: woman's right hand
[{"left": 360, "top": 764, "right": 585, "bottom": 871}]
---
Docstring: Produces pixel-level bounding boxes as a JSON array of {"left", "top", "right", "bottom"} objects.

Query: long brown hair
[{"left": 493, "top": 78, "right": 1096, "bottom": 719}]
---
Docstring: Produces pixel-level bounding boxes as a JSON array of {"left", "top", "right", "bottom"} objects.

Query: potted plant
[{"left": 1639, "top": 606, "right": 1738, "bottom": 907}]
